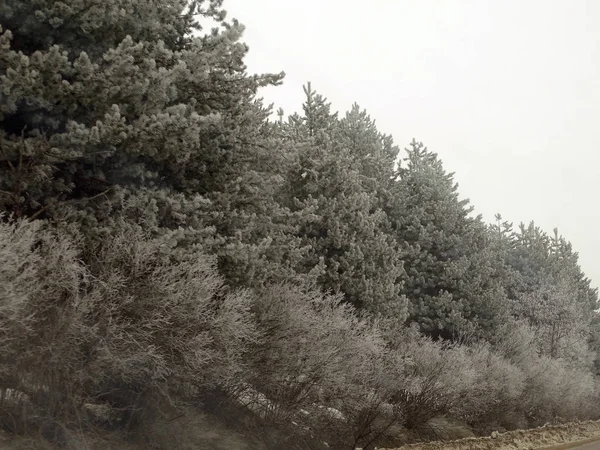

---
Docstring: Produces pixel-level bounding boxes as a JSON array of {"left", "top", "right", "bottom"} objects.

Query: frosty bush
[
  {"left": 246, "top": 284, "right": 384, "bottom": 416},
  {"left": 243, "top": 283, "right": 395, "bottom": 447},
  {"left": 0, "top": 217, "right": 87, "bottom": 425},
  {"left": 449, "top": 343, "right": 525, "bottom": 426},
  {"left": 517, "top": 355, "right": 598, "bottom": 424},
  {"left": 388, "top": 330, "right": 524, "bottom": 431},
  {"left": 389, "top": 331, "right": 464, "bottom": 429},
  {"left": 0, "top": 217, "right": 257, "bottom": 433},
  {"left": 494, "top": 320, "right": 600, "bottom": 426}
]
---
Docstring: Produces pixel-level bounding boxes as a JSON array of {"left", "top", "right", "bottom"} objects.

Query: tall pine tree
[
  {"left": 280, "top": 84, "right": 407, "bottom": 318},
  {"left": 388, "top": 140, "right": 510, "bottom": 340},
  {"left": 0, "top": 0, "right": 309, "bottom": 288}
]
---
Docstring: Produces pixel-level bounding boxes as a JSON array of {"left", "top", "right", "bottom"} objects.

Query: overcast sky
[{"left": 224, "top": 0, "right": 600, "bottom": 289}]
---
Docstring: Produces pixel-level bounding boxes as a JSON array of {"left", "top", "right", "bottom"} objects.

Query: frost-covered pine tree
[
  {"left": 388, "top": 140, "right": 510, "bottom": 340},
  {"left": 280, "top": 84, "right": 407, "bottom": 318},
  {"left": 0, "top": 0, "right": 311, "bottom": 287}
]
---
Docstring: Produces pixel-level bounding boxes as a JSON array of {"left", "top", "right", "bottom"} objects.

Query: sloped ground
[
  {"left": 381, "top": 420, "right": 600, "bottom": 450},
  {"left": 1, "top": 412, "right": 600, "bottom": 450},
  {"left": 0, "top": 411, "right": 260, "bottom": 450}
]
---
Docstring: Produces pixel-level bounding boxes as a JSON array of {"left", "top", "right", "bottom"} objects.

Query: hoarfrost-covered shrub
[
  {"left": 390, "top": 331, "right": 524, "bottom": 430},
  {"left": 519, "top": 355, "right": 599, "bottom": 424},
  {"left": 390, "top": 333, "right": 464, "bottom": 429},
  {"left": 449, "top": 343, "right": 525, "bottom": 425},
  {"left": 240, "top": 282, "right": 401, "bottom": 450},
  {"left": 80, "top": 225, "right": 258, "bottom": 428},
  {"left": 246, "top": 283, "right": 385, "bottom": 421},
  {"left": 494, "top": 320, "right": 600, "bottom": 425},
  {"left": 0, "top": 217, "right": 257, "bottom": 432},
  {"left": 0, "top": 217, "right": 88, "bottom": 424}
]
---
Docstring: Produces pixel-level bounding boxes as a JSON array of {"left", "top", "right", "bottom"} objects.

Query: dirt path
[
  {"left": 540, "top": 435, "right": 600, "bottom": 449},
  {"left": 561, "top": 442, "right": 600, "bottom": 449},
  {"left": 380, "top": 420, "right": 600, "bottom": 450}
]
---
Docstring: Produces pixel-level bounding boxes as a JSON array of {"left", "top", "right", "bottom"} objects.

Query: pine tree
[
  {"left": 1, "top": 0, "right": 273, "bottom": 216},
  {"left": 280, "top": 84, "right": 407, "bottom": 318},
  {"left": 338, "top": 102, "right": 398, "bottom": 202},
  {"left": 388, "top": 140, "right": 510, "bottom": 340},
  {"left": 0, "top": 0, "right": 311, "bottom": 288}
]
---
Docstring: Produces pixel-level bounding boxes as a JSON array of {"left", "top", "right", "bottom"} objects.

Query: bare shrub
[
  {"left": 0, "top": 217, "right": 257, "bottom": 441},
  {"left": 387, "top": 329, "right": 524, "bottom": 434},
  {"left": 448, "top": 343, "right": 524, "bottom": 428},
  {"left": 494, "top": 320, "right": 600, "bottom": 427},
  {"left": 78, "top": 225, "right": 258, "bottom": 430},
  {"left": 243, "top": 283, "right": 392, "bottom": 448},
  {"left": 0, "top": 217, "right": 88, "bottom": 435}
]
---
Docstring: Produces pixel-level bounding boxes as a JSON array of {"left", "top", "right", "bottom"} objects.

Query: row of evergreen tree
[{"left": 1, "top": 0, "right": 599, "bottom": 448}]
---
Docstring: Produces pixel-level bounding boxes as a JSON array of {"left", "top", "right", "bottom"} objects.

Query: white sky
[{"left": 224, "top": 0, "right": 600, "bottom": 290}]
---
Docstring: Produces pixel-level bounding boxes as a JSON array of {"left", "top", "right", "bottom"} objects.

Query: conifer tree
[
  {"left": 280, "top": 84, "right": 406, "bottom": 317},
  {"left": 388, "top": 140, "right": 509, "bottom": 340},
  {"left": 0, "top": 0, "right": 308, "bottom": 288}
]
